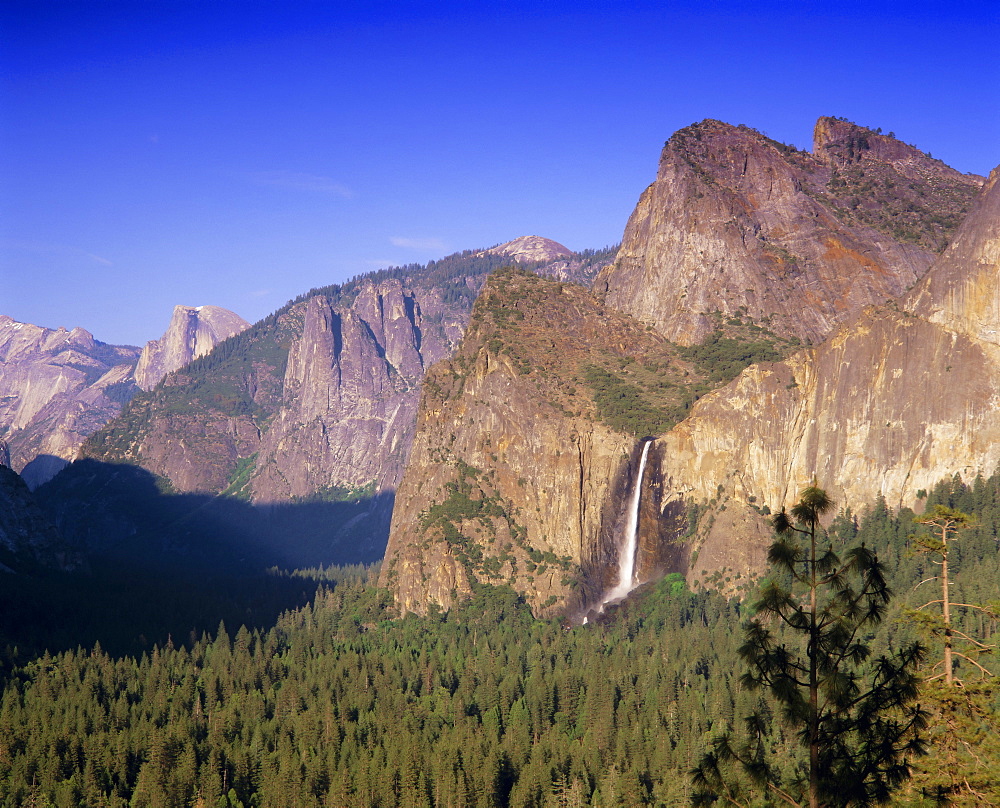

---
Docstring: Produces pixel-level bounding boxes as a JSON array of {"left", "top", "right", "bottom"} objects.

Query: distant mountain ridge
[
  {"left": 71, "top": 243, "right": 613, "bottom": 559},
  {"left": 0, "top": 315, "right": 140, "bottom": 487},
  {"left": 0, "top": 303, "right": 248, "bottom": 489}
]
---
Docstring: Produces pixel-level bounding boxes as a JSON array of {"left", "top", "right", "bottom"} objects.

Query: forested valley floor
[{"left": 1, "top": 474, "right": 998, "bottom": 808}]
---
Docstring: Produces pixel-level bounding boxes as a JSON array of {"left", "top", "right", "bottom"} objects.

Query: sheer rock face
[
  {"left": 907, "top": 168, "right": 1000, "bottom": 348},
  {"left": 0, "top": 316, "right": 140, "bottom": 485},
  {"left": 251, "top": 280, "right": 442, "bottom": 501},
  {"left": 597, "top": 118, "right": 983, "bottom": 346},
  {"left": 381, "top": 272, "right": 686, "bottom": 617},
  {"left": 134, "top": 305, "right": 249, "bottom": 391},
  {"left": 99, "top": 277, "right": 470, "bottom": 499},
  {"left": 654, "top": 167, "right": 1000, "bottom": 582}
]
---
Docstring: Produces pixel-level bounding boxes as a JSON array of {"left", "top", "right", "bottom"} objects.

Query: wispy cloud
[
  {"left": 390, "top": 236, "right": 448, "bottom": 252},
  {"left": 249, "top": 288, "right": 272, "bottom": 298},
  {"left": 247, "top": 170, "right": 354, "bottom": 197},
  {"left": 2, "top": 238, "right": 113, "bottom": 267}
]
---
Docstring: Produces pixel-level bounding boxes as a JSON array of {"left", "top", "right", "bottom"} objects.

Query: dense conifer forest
[{"left": 1, "top": 473, "right": 997, "bottom": 807}]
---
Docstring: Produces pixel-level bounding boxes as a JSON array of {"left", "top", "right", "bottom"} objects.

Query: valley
[{"left": 1, "top": 117, "right": 998, "bottom": 807}]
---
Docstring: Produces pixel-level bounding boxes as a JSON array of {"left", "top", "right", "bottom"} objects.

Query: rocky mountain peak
[
  {"left": 597, "top": 116, "right": 983, "bottom": 346},
  {"left": 813, "top": 116, "right": 983, "bottom": 186},
  {"left": 484, "top": 235, "right": 573, "bottom": 264},
  {"left": 659, "top": 119, "right": 800, "bottom": 190},
  {"left": 134, "top": 304, "right": 250, "bottom": 391},
  {"left": 814, "top": 117, "right": 916, "bottom": 165},
  {"left": 0, "top": 316, "right": 141, "bottom": 487}
]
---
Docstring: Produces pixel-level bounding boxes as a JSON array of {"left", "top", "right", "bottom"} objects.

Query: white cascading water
[{"left": 602, "top": 438, "right": 653, "bottom": 605}]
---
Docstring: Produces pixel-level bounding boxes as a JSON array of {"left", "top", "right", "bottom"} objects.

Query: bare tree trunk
[
  {"left": 809, "top": 522, "right": 820, "bottom": 808},
  {"left": 942, "top": 524, "right": 953, "bottom": 686}
]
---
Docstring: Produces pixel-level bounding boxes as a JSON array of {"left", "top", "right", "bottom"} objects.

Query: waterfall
[{"left": 602, "top": 438, "right": 653, "bottom": 604}]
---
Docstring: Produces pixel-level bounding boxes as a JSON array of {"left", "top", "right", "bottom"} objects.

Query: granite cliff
[
  {"left": 134, "top": 305, "right": 250, "bottom": 391},
  {"left": 384, "top": 119, "right": 994, "bottom": 615},
  {"left": 381, "top": 269, "right": 711, "bottom": 615},
  {"left": 79, "top": 246, "right": 604, "bottom": 517},
  {"left": 597, "top": 117, "right": 983, "bottom": 346},
  {"left": 654, "top": 165, "right": 1000, "bottom": 586},
  {"left": 0, "top": 316, "right": 140, "bottom": 487},
  {"left": 250, "top": 278, "right": 457, "bottom": 502}
]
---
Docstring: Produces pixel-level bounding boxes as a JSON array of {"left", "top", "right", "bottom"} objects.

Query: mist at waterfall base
[{"left": 583, "top": 438, "right": 654, "bottom": 624}]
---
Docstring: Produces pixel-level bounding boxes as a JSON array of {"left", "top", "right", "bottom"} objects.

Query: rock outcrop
[
  {"left": 485, "top": 236, "right": 574, "bottom": 264},
  {"left": 251, "top": 279, "right": 455, "bottom": 500},
  {"left": 597, "top": 118, "right": 983, "bottom": 346},
  {"left": 134, "top": 305, "right": 249, "bottom": 391},
  {"left": 0, "top": 316, "right": 140, "bottom": 485},
  {"left": 654, "top": 166, "right": 1000, "bottom": 583},
  {"left": 381, "top": 270, "right": 695, "bottom": 616}
]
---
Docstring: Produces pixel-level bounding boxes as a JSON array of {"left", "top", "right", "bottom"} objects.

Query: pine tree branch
[
  {"left": 951, "top": 651, "right": 994, "bottom": 679},
  {"left": 948, "top": 628, "right": 994, "bottom": 650}
]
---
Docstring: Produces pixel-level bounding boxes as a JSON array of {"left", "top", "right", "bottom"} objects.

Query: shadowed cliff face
[
  {"left": 134, "top": 305, "right": 250, "bottom": 391},
  {"left": 0, "top": 316, "right": 140, "bottom": 484},
  {"left": 597, "top": 118, "right": 983, "bottom": 346},
  {"left": 0, "top": 464, "right": 76, "bottom": 573},
  {"left": 654, "top": 167, "right": 1000, "bottom": 583}
]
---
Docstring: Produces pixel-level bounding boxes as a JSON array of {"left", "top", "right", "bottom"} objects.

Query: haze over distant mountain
[
  {"left": 0, "top": 315, "right": 140, "bottom": 487},
  {"left": 0, "top": 303, "right": 249, "bottom": 489}
]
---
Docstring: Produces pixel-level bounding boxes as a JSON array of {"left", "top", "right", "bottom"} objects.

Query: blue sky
[{"left": 3, "top": 0, "right": 998, "bottom": 347}]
